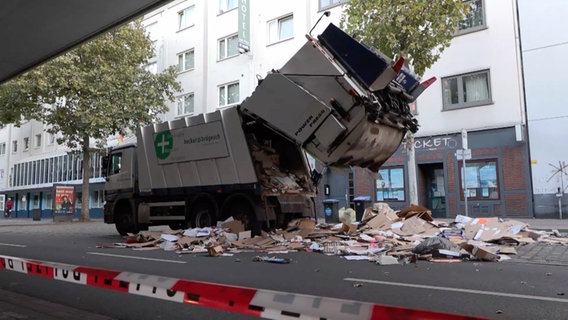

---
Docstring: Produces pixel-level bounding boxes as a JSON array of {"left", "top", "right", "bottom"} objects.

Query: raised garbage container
[
  {"left": 322, "top": 199, "right": 340, "bottom": 223},
  {"left": 32, "top": 209, "right": 41, "bottom": 221},
  {"left": 354, "top": 196, "right": 372, "bottom": 221}
]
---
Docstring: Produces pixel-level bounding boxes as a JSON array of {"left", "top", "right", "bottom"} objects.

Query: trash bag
[
  {"left": 412, "top": 236, "right": 461, "bottom": 254},
  {"left": 339, "top": 207, "right": 356, "bottom": 223}
]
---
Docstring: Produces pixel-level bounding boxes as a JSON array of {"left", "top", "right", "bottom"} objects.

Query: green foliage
[
  {"left": 0, "top": 19, "right": 181, "bottom": 221},
  {"left": 340, "top": 0, "right": 469, "bottom": 76},
  {"left": 0, "top": 19, "right": 181, "bottom": 150}
]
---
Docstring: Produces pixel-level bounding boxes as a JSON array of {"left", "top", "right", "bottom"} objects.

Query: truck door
[{"left": 105, "top": 147, "right": 136, "bottom": 194}]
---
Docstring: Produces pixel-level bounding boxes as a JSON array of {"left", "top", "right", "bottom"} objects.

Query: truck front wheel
[{"left": 114, "top": 203, "right": 139, "bottom": 235}]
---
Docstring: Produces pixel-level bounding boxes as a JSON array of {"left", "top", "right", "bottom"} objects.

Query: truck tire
[
  {"left": 190, "top": 201, "right": 216, "bottom": 228},
  {"left": 114, "top": 202, "right": 139, "bottom": 236},
  {"left": 224, "top": 200, "right": 261, "bottom": 236}
]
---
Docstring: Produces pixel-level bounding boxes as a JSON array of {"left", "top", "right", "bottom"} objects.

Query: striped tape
[{"left": 0, "top": 254, "right": 486, "bottom": 320}]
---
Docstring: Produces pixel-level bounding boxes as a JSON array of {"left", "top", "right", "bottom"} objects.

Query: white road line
[
  {"left": 87, "top": 252, "right": 186, "bottom": 264},
  {"left": 0, "top": 243, "right": 27, "bottom": 248},
  {"left": 344, "top": 277, "right": 568, "bottom": 303}
]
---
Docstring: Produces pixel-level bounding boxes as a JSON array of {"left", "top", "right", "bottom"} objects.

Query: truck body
[{"left": 103, "top": 23, "right": 434, "bottom": 235}]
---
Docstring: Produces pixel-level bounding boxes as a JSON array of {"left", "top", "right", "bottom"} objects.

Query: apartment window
[
  {"left": 218, "top": 34, "right": 238, "bottom": 60},
  {"left": 23, "top": 137, "right": 29, "bottom": 151},
  {"left": 219, "top": 0, "right": 238, "bottom": 13},
  {"left": 178, "top": 5, "right": 195, "bottom": 30},
  {"left": 177, "top": 49, "right": 195, "bottom": 72},
  {"left": 145, "top": 62, "right": 157, "bottom": 74},
  {"left": 442, "top": 70, "right": 491, "bottom": 110},
  {"left": 145, "top": 22, "right": 158, "bottom": 42},
  {"left": 35, "top": 134, "right": 42, "bottom": 148},
  {"left": 376, "top": 167, "right": 405, "bottom": 201},
  {"left": 267, "top": 15, "right": 293, "bottom": 44},
  {"left": 457, "top": 0, "right": 486, "bottom": 34},
  {"left": 0, "top": 143, "right": 5, "bottom": 155},
  {"left": 177, "top": 93, "right": 195, "bottom": 116},
  {"left": 459, "top": 159, "right": 499, "bottom": 200},
  {"left": 48, "top": 133, "right": 55, "bottom": 145},
  {"left": 319, "top": 0, "right": 349, "bottom": 10},
  {"left": 218, "top": 82, "right": 239, "bottom": 107},
  {"left": 12, "top": 140, "right": 17, "bottom": 153}
]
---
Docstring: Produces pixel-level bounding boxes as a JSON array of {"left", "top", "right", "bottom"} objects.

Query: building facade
[
  {"left": 518, "top": 0, "right": 568, "bottom": 218},
  {"left": 1, "top": 0, "right": 563, "bottom": 220},
  {"left": 350, "top": 0, "right": 534, "bottom": 218}
]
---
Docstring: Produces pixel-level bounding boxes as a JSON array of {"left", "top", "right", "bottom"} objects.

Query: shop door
[{"left": 423, "top": 164, "right": 446, "bottom": 218}]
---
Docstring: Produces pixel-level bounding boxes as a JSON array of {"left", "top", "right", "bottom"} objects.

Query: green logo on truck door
[{"left": 154, "top": 130, "right": 173, "bottom": 160}]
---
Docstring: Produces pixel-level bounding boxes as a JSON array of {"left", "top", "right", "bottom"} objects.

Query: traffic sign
[{"left": 456, "top": 149, "right": 472, "bottom": 160}]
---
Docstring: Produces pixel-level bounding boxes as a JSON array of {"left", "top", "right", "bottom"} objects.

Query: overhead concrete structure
[{"left": 0, "top": 0, "right": 173, "bottom": 84}]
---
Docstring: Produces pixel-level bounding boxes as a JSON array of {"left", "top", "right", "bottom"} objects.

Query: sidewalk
[
  {"left": 0, "top": 217, "right": 104, "bottom": 227},
  {"left": 0, "top": 289, "right": 114, "bottom": 320}
]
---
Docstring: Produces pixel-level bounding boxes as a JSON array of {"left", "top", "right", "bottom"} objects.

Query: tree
[
  {"left": 340, "top": 0, "right": 468, "bottom": 205},
  {"left": 341, "top": 0, "right": 469, "bottom": 76},
  {"left": 0, "top": 20, "right": 181, "bottom": 221}
]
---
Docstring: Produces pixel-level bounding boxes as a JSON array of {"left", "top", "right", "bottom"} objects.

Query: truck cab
[{"left": 103, "top": 144, "right": 139, "bottom": 234}]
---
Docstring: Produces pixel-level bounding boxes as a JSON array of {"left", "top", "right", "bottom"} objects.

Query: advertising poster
[{"left": 54, "top": 186, "right": 74, "bottom": 215}]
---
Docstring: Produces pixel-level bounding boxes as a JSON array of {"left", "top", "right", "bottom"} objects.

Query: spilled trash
[{"left": 98, "top": 203, "right": 568, "bottom": 265}]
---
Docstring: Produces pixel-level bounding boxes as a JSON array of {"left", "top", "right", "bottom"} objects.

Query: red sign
[{"left": 55, "top": 186, "right": 74, "bottom": 215}]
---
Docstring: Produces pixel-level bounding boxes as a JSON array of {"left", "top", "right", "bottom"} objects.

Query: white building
[
  {"left": 4, "top": 0, "right": 564, "bottom": 219},
  {"left": 378, "top": 0, "right": 533, "bottom": 218},
  {"left": 518, "top": 0, "right": 568, "bottom": 218}
]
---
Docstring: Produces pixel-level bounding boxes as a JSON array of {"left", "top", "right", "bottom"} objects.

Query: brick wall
[
  {"left": 354, "top": 167, "right": 373, "bottom": 198},
  {"left": 502, "top": 146, "right": 526, "bottom": 190},
  {"left": 504, "top": 194, "right": 527, "bottom": 215},
  {"left": 446, "top": 152, "right": 456, "bottom": 193}
]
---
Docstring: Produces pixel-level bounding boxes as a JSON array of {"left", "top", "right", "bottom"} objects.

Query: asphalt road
[{"left": 1, "top": 221, "right": 568, "bottom": 319}]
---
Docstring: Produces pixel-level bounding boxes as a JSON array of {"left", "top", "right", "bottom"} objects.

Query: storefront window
[
  {"left": 376, "top": 167, "right": 405, "bottom": 201},
  {"left": 460, "top": 159, "right": 499, "bottom": 200}
]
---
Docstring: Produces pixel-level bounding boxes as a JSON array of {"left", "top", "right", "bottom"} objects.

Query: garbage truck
[{"left": 102, "top": 23, "right": 435, "bottom": 235}]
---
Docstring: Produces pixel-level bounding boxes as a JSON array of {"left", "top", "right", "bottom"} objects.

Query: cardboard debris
[
  {"left": 100, "top": 202, "right": 568, "bottom": 265},
  {"left": 208, "top": 245, "right": 224, "bottom": 257},
  {"left": 222, "top": 220, "right": 245, "bottom": 234},
  {"left": 397, "top": 205, "right": 433, "bottom": 221}
]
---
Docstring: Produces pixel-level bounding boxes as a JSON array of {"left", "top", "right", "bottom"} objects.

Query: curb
[{"left": 0, "top": 254, "right": 486, "bottom": 320}]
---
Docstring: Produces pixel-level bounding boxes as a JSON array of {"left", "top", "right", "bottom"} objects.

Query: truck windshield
[{"left": 110, "top": 152, "right": 122, "bottom": 175}]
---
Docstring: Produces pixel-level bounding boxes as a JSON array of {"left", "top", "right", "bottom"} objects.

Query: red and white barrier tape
[{"left": 0, "top": 255, "right": 486, "bottom": 320}]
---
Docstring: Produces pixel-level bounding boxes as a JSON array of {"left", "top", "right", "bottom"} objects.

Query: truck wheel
[
  {"left": 190, "top": 202, "right": 216, "bottom": 228},
  {"left": 115, "top": 212, "right": 139, "bottom": 236}
]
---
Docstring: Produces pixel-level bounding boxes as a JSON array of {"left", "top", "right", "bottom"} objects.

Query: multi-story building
[
  {"left": 518, "top": 0, "right": 568, "bottom": 218},
  {"left": 375, "top": 0, "right": 533, "bottom": 218},
  {"left": 0, "top": 0, "right": 561, "bottom": 220}
]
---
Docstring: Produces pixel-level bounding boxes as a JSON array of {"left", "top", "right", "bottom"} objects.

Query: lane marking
[
  {"left": 0, "top": 243, "right": 27, "bottom": 248},
  {"left": 87, "top": 252, "right": 186, "bottom": 264},
  {"left": 345, "top": 277, "right": 568, "bottom": 303}
]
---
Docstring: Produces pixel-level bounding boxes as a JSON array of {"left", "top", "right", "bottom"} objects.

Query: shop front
[{"left": 369, "top": 126, "right": 533, "bottom": 218}]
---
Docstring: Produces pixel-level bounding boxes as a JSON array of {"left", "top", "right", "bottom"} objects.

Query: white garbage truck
[{"left": 102, "top": 23, "right": 435, "bottom": 235}]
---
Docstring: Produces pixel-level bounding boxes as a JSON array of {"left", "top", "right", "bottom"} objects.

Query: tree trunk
[{"left": 81, "top": 136, "right": 91, "bottom": 222}]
